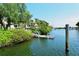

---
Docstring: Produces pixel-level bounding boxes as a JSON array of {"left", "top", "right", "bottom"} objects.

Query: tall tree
[
  {"left": 35, "top": 18, "right": 52, "bottom": 35},
  {"left": 0, "top": 3, "right": 32, "bottom": 29}
]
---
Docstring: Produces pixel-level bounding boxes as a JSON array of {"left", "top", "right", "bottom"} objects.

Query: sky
[{"left": 26, "top": 3, "right": 79, "bottom": 27}]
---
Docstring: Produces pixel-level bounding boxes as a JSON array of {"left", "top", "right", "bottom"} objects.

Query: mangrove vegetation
[{"left": 0, "top": 3, "right": 52, "bottom": 47}]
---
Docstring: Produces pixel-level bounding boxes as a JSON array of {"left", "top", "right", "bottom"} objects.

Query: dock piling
[{"left": 65, "top": 24, "right": 69, "bottom": 53}]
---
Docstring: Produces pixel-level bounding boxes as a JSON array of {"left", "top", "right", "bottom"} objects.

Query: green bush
[
  {"left": 39, "top": 25, "right": 52, "bottom": 35},
  {"left": 35, "top": 19, "right": 52, "bottom": 35},
  {"left": 11, "top": 29, "right": 32, "bottom": 43},
  {"left": 0, "top": 30, "right": 13, "bottom": 47},
  {"left": 0, "top": 29, "right": 32, "bottom": 47}
]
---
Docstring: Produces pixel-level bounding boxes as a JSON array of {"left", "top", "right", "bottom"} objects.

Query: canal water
[{"left": 0, "top": 29, "right": 79, "bottom": 56}]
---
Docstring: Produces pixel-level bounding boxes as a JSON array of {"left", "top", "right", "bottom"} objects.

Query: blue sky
[{"left": 26, "top": 3, "right": 79, "bottom": 27}]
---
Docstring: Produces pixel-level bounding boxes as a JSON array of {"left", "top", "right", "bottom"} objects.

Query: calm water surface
[{"left": 0, "top": 29, "right": 79, "bottom": 56}]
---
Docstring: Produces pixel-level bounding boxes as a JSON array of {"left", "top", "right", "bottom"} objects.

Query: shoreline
[{"left": 0, "top": 34, "right": 54, "bottom": 48}]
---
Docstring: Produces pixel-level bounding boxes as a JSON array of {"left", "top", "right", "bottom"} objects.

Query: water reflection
[
  {"left": 0, "top": 29, "right": 79, "bottom": 56},
  {"left": 39, "top": 38, "right": 48, "bottom": 48},
  {"left": 76, "top": 29, "right": 79, "bottom": 39},
  {"left": 0, "top": 40, "right": 33, "bottom": 56},
  {"left": 65, "top": 50, "right": 69, "bottom": 56}
]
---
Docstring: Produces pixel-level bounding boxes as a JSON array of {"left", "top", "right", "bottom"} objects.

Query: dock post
[{"left": 65, "top": 24, "right": 69, "bottom": 55}]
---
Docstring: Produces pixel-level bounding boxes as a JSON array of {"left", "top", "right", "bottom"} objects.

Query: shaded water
[{"left": 0, "top": 29, "right": 79, "bottom": 56}]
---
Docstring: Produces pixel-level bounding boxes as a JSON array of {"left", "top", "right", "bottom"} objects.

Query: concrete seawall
[{"left": 33, "top": 34, "right": 54, "bottom": 39}]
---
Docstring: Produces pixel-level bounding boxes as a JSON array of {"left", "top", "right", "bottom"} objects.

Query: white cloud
[{"left": 51, "top": 16, "right": 79, "bottom": 27}]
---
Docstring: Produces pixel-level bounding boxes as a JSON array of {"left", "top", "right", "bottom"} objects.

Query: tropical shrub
[
  {"left": 0, "top": 30, "right": 13, "bottom": 47},
  {"left": 0, "top": 29, "right": 32, "bottom": 47},
  {"left": 39, "top": 25, "right": 52, "bottom": 35},
  {"left": 10, "top": 29, "right": 32, "bottom": 43},
  {"left": 35, "top": 19, "right": 52, "bottom": 35}
]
